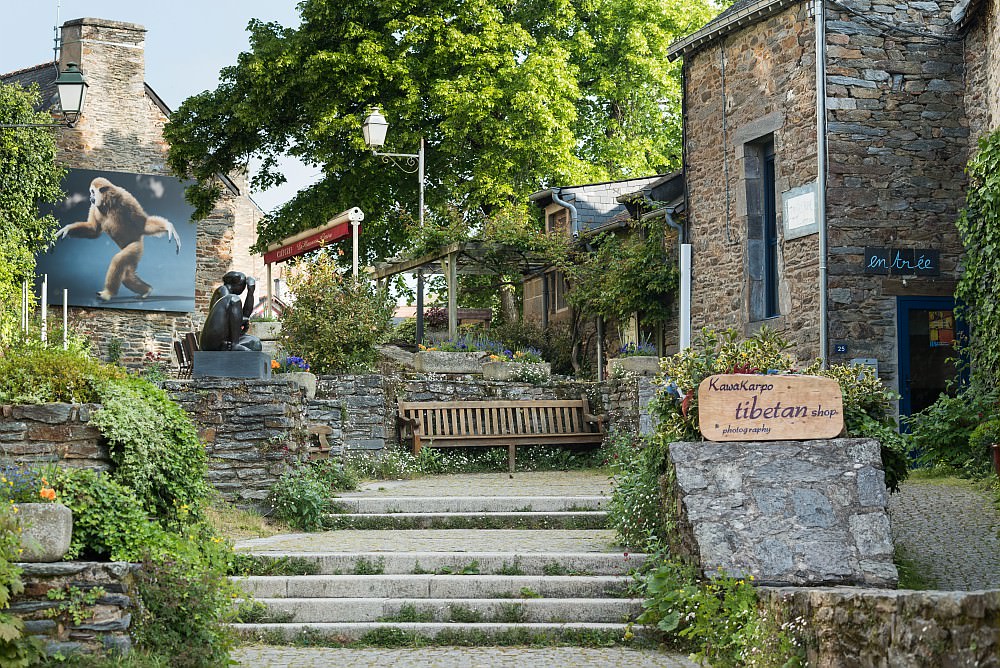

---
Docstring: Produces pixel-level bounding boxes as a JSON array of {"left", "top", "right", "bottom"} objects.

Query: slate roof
[
  {"left": 1, "top": 62, "right": 61, "bottom": 112},
  {"left": 529, "top": 175, "right": 668, "bottom": 233}
]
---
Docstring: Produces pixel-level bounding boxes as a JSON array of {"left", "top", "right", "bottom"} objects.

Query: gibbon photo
[
  {"left": 55, "top": 177, "right": 181, "bottom": 301},
  {"left": 37, "top": 168, "right": 197, "bottom": 313}
]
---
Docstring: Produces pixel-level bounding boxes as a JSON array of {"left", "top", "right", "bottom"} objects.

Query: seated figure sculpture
[{"left": 199, "top": 271, "right": 262, "bottom": 352}]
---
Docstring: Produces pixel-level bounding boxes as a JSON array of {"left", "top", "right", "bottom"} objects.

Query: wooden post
[{"left": 447, "top": 251, "right": 458, "bottom": 340}]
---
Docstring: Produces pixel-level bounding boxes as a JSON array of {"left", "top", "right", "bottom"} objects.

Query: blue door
[{"left": 897, "top": 296, "right": 962, "bottom": 417}]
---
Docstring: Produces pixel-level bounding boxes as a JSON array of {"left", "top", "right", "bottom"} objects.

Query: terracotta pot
[{"left": 17, "top": 503, "right": 72, "bottom": 563}]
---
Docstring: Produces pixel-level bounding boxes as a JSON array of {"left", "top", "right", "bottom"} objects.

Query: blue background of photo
[{"left": 35, "top": 168, "right": 198, "bottom": 312}]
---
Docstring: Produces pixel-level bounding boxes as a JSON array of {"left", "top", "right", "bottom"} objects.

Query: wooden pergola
[{"left": 373, "top": 241, "right": 554, "bottom": 340}]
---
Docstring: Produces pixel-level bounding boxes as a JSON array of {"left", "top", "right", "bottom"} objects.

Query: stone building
[
  {"left": 668, "top": 0, "right": 999, "bottom": 416},
  {"left": 525, "top": 175, "right": 680, "bottom": 351},
  {"left": 2, "top": 18, "right": 263, "bottom": 364}
]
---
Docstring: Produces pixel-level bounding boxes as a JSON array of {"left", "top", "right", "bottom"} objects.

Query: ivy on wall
[{"left": 955, "top": 130, "right": 1000, "bottom": 384}]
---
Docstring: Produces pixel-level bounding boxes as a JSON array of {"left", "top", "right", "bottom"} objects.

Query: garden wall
[
  {"left": 14, "top": 561, "right": 138, "bottom": 657},
  {"left": 0, "top": 404, "right": 110, "bottom": 470},
  {"left": 307, "top": 373, "right": 644, "bottom": 456},
  {"left": 759, "top": 586, "right": 1000, "bottom": 667},
  {"left": 163, "top": 378, "right": 308, "bottom": 505}
]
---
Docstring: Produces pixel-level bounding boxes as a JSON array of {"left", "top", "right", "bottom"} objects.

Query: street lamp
[
  {"left": 0, "top": 62, "right": 89, "bottom": 129},
  {"left": 362, "top": 106, "right": 427, "bottom": 344}
]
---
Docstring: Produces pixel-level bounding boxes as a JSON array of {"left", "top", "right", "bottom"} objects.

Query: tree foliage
[
  {"left": 164, "top": 0, "right": 715, "bottom": 263},
  {"left": 564, "top": 216, "right": 679, "bottom": 326},
  {"left": 956, "top": 129, "right": 1000, "bottom": 384},
  {"left": 0, "top": 82, "right": 66, "bottom": 342}
]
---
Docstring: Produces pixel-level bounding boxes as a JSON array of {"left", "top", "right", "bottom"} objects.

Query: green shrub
[
  {"left": 653, "top": 327, "right": 909, "bottom": 491},
  {"left": 89, "top": 376, "right": 211, "bottom": 525},
  {"left": 605, "top": 431, "right": 667, "bottom": 550},
  {"left": 969, "top": 419, "right": 1000, "bottom": 476},
  {"left": 311, "top": 459, "right": 359, "bottom": 492},
  {"left": 132, "top": 532, "right": 236, "bottom": 668},
  {"left": 392, "top": 317, "right": 417, "bottom": 342},
  {"left": 906, "top": 383, "right": 998, "bottom": 478},
  {"left": 48, "top": 467, "right": 161, "bottom": 561},
  {"left": 281, "top": 251, "right": 396, "bottom": 373},
  {"left": 268, "top": 467, "right": 330, "bottom": 531},
  {"left": 0, "top": 503, "right": 45, "bottom": 667},
  {"left": 637, "top": 554, "right": 804, "bottom": 667},
  {"left": 0, "top": 339, "right": 126, "bottom": 404}
]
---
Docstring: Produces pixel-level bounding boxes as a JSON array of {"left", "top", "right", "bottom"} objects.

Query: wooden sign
[
  {"left": 698, "top": 374, "right": 844, "bottom": 442},
  {"left": 263, "top": 221, "right": 354, "bottom": 264}
]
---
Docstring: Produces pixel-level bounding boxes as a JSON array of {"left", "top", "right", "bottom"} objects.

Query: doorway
[{"left": 897, "top": 296, "right": 961, "bottom": 417}]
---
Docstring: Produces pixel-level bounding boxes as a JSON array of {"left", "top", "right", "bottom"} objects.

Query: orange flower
[
  {"left": 271, "top": 360, "right": 280, "bottom": 369},
  {"left": 39, "top": 487, "right": 57, "bottom": 502}
]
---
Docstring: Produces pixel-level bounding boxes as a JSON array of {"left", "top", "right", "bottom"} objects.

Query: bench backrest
[{"left": 398, "top": 399, "right": 597, "bottom": 438}]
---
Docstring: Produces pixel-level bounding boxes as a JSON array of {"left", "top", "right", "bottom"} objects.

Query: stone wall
[
  {"left": 684, "top": 3, "right": 820, "bottom": 363},
  {"left": 307, "top": 373, "right": 640, "bottom": 456},
  {"left": 0, "top": 404, "right": 110, "bottom": 470},
  {"left": 759, "top": 586, "right": 1000, "bottom": 667},
  {"left": 48, "top": 18, "right": 260, "bottom": 366},
  {"left": 164, "top": 378, "right": 307, "bottom": 505},
  {"left": 824, "top": 0, "right": 968, "bottom": 385},
  {"left": 666, "top": 439, "right": 897, "bottom": 587},
  {"left": 14, "top": 562, "right": 137, "bottom": 657},
  {"left": 965, "top": 0, "right": 1000, "bottom": 140}
]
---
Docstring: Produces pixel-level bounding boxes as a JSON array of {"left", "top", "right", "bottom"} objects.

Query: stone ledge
[{"left": 759, "top": 587, "right": 1000, "bottom": 666}]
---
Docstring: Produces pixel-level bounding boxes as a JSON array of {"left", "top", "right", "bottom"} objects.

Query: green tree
[
  {"left": 0, "top": 82, "right": 66, "bottom": 344},
  {"left": 164, "top": 0, "right": 715, "bottom": 263}
]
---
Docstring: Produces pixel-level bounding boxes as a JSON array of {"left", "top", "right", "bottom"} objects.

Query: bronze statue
[{"left": 199, "top": 271, "right": 262, "bottom": 352}]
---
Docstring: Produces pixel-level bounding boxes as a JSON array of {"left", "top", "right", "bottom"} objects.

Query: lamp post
[
  {"left": 362, "top": 107, "right": 427, "bottom": 345},
  {"left": 0, "top": 62, "right": 89, "bottom": 128}
]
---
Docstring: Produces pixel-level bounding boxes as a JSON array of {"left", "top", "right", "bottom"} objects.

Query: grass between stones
[
  {"left": 320, "top": 514, "right": 607, "bottom": 531},
  {"left": 893, "top": 544, "right": 936, "bottom": 590}
]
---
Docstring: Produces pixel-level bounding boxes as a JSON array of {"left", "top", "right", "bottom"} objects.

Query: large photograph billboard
[{"left": 35, "top": 168, "right": 197, "bottom": 312}]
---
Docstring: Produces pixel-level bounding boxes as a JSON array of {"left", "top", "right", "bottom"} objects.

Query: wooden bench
[{"left": 397, "top": 397, "right": 606, "bottom": 474}]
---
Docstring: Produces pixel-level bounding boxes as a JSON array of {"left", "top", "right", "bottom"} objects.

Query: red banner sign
[{"left": 263, "top": 222, "right": 355, "bottom": 264}]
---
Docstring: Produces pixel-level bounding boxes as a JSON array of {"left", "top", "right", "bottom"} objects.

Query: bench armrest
[{"left": 583, "top": 412, "right": 607, "bottom": 433}]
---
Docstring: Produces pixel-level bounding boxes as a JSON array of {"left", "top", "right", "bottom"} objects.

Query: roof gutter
[{"left": 550, "top": 187, "right": 580, "bottom": 239}]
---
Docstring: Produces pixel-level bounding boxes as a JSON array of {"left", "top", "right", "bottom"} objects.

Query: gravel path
[{"left": 888, "top": 477, "right": 1000, "bottom": 590}]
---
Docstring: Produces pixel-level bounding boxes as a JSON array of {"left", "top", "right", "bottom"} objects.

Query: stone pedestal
[
  {"left": 667, "top": 438, "right": 897, "bottom": 587},
  {"left": 18, "top": 503, "right": 73, "bottom": 562},
  {"left": 193, "top": 351, "right": 272, "bottom": 379}
]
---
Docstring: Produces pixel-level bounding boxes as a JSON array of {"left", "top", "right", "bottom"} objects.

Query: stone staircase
[{"left": 231, "top": 472, "right": 647, "bottom": 645}]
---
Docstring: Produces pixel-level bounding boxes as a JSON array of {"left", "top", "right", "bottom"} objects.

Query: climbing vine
[{"left": 956, "top": 130, "right": 1000, "bottom": 384}]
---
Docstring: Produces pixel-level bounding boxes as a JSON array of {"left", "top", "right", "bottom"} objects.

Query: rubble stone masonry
[{"left": 683, "top": 1, "right": 969, "bottom": 392}]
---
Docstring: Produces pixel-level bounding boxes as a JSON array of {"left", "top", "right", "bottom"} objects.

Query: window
[
  {"left": 746, "top": 136, "right": 780, "bottom": 321},
  {"left": 546, "top": 270, "right": 568, "bottom": 313}
]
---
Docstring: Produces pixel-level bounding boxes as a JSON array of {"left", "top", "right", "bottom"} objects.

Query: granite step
[
  {"left": 247, "top": 596, "right": 643, "bottom": 624},
  {"left": 321, "top": 511, "right": 608, "bottom": 531},
  {"left": 236, "top": 551, "right": 644, "bottom": 576},
  {"left": 331, "top": 495, "right": 609, "bottom": 514}
]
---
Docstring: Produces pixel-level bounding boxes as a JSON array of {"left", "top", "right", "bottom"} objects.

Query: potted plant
[
  {"left": 1, "top": 466, "right": 72, "bottom": 563},
  {"left": 248, "top": 315, "right": 282, "bottom": 342},
  {"left": 607, "top": 341, "right": 660, "bottom": 377},
  {"left": 481, "top": 347, "right": 551, "bottom": 382},
  {"left": 271, "top": 355, "right": 317, "bottom": 399},
  {"left": 413, "top": 336, "right": 491, "bottom": 374}
]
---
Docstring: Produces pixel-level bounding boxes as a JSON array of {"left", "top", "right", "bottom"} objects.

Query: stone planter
[
  {"left": 275, "top": 371, "right": 317, "bottom": 399},
  {"left": 481, "top": 361, "right": 551, "bottom": 382},
  {"left": 413, "top": 351, "right": 488, "bottom": 374},
  {"left": 17, "top": 503, "right": 72, "bottom": 562},
  {"left": 608, "top": 355, "right": 661, "bottom": 376},
  {"left": 248, "top": 321, "right": 282, "bottom": 341}
]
